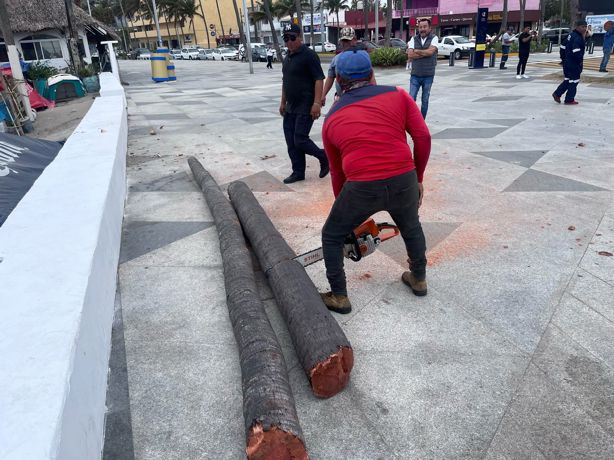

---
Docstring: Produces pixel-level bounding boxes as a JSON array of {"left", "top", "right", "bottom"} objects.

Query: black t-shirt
[
  {"left": 282, "top": 45, "right": 325, "bottom": 114},
  {"left": 518, "top": 32, "right": 532, "bottom": 53}
]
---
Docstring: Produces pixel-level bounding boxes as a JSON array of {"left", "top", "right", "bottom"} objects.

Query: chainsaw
[{"left": 294, "top": 218, "right": 400, "bottom": 267}]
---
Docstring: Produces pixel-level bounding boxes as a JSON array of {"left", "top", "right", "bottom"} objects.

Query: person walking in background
[
  {"left": 266, "top": 45, "right": 274, "bottom": 69},
  {"left": 553, "top": 20, "right": 587, "bottom": 105},
  {"left": 585, "top": 25, "right": 593, "bottom": 52},
  {"left": 599, "top": 22, "right": 614, "bottom": 72},
  {"left": 322, "top": 27, "right": 374, "bottom": 106},
  {"left": 319, "top": 50, "right": 431, "bottom": 313},
  {"left": 516, "top": 26, "right": 536, "bottom": 79},
  {"left": 407, "top": 18, "right": 438, "bottom": 119},
  {"left": 500, "top": 27, "right": 513, "bottom": 70},
  {"left": 279, "top": 23, "right": 329, "bottom": 184}
]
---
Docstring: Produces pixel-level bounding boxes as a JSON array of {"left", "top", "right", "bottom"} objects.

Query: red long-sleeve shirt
[{"left": 322, "top": 85, "right": 431, "bottom": 197}]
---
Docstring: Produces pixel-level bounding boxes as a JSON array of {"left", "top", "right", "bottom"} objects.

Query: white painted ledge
[{"left": 0, "top": 74, "right": 127, "bottom": 460}]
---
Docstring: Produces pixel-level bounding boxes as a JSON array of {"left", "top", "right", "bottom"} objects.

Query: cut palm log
[
  {"left": 227, "top": 180, "right": 354, "bottom": 398},
  {"left": 188, "top": 157, "right": 307, "bottom": 460}
]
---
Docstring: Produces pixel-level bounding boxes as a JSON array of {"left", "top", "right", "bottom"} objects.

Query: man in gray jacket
[{"left": 407, "top": 18, "right": 438, "bottom": 119}]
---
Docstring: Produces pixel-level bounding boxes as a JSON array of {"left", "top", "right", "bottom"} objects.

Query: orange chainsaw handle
[{"left": 377, "top": 223, "right": 400, "bottom": 242}]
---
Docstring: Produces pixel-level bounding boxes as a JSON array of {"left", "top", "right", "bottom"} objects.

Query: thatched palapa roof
[{"left": 5, "top": 0, "right": 118, "bottom": 39}]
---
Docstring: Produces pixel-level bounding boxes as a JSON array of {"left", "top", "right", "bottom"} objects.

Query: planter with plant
[
  {"left": 77, "top": 65, "right": 100, "bottom": 93},
  {"left": 27, "top": 61, "right": 57, "bottom": 98},
  {"left": 370, "top": 47, "right": 407, "bottom": 67}
]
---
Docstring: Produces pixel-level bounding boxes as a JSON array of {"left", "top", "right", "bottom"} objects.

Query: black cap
[
  {"left": 283, "top": 24, "right": 301, "bottom": 35},
  {"left": 575, "top": 19, "right": 587, "bottom": 27}
]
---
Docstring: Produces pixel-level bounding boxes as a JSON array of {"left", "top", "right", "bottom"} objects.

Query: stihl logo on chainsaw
[{"left": 294, "top": 218, "right": 400, "bottom": 267}]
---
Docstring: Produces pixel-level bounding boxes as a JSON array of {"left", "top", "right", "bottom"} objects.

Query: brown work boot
[
  {"left": 401, "top": 272, "right": 427, "bottom": 296},
  {"left": 320, "top": 292, "right": 352, "bottom": 314}
]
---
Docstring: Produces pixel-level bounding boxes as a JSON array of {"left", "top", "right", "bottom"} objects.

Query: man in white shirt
[
  {"left": 266, "top": 45, "right": 274, "bottom": 69},
  {"left": 500, "top": 27, "right": 513, "bottom": 69},
  {"left": 407, "top": 18, "right": 439, "bottom": 119}
]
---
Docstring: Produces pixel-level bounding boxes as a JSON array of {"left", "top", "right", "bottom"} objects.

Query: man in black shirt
[
  {"left": 516, "top": 26, "right": 536, "bottom": 79},
  {"left": 279, "top": 24, "right": 329, "bottom": 184}
]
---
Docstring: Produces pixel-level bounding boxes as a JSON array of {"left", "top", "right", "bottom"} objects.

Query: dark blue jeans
[
  {"left": 282, "top": 112, "right": 327, "bottom": 177},
  {"left": 322, "top": 171, "right": 427, "bottom": 296},
  {"left": 600, "top": 46, "right": 612, "bottom": 70},
  {"left": 500, "top": 45, "right": 510, "bottom": 68},
  {"left": 409, "top": 75, "right": 434, "bottom": 119}
]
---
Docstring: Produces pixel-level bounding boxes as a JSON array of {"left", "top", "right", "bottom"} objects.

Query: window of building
[{"left": 20, "top": 34, "right": 64, "bottom": 61}]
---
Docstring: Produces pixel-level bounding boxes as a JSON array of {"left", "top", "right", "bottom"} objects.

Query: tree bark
[
  {"left": 231, "top": 0, "right": 246, "bottom": 49},
  {"left": 385, "top": 0, "right": 392, "bottom": 46},
  {"left": 215, "top": 0, "right": 226, "bottom": 44},
  {"left": 519, "top": 0, "right": 526, "bottom": 31},
  {"left": 310, "top": 0, "right": 314, "bottom": 47},
  {"left": 263, "top": 0, "right": 282, "bottom": 59},
  {"left": 188, "top": 158, "right": 307, "bottom": 460},
  {"left": 295, "top": 0, "right": 302, "bottom": 26},
  {"left": 363, "top": 0, "right": 369, "bottom": 40},
  {"left": 228, "top": 181, "right": 354, "bottom": 398},
  {"left": 198, "top": 0, "right": 211, "bottom": 48}
]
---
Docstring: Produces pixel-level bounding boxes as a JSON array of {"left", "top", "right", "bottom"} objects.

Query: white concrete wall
[{"left": 0, "top": 73, "right": 127, "bottom": 460}]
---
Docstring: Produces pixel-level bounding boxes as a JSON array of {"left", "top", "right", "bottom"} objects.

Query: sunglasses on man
[{"left": 282, "top": 34, "right": 298, "bottom": 42}]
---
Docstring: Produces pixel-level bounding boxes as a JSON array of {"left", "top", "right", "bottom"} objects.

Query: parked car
[
  {"left": 542, "top": 28, "right": 570, "bottom": 43},
  {"left": 198, "top": 48, "right": 214, "bottom": 60},
  {"left": 239, "top": 43, "right": 269, "bottom": 62},
  {"left": 130, "top": 48, "right": 151, "bottom": 60},
  {"left": 377, "top": 38, "right": 408, "bottom": 50},
  {"left": 311, "top": 42, "right": 336, "bottom": 52},
  {"left": 358, "top": 40, "right": 380, "bottom": 53},
  {"left": 180, "top": 48, "right": 200, "bottom": 60},
  {"left": 217, "top": 47, "right": 239, "bottom": 60},
  {"left": 436, "top": 35, "right": 475, "bottom": 59},
  {"left": 169, "top": 49, "right": 182, "bottom": 59}
]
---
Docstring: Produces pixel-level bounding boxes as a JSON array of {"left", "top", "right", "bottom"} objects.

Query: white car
[
  {"left": 436, "top": 35, "right": 475, "bottom": 60},
  {"left": 169, "top": 49, "right": 182, "bottom": 60},
  {"left": 198, "top": 48, "right": 215, "bottom": 60},
  {"left": 180, "top": 48, "right": 200, "bottom": 60},
  {"left": 312, "top": 42, "right": 336, "bottom": 52},
  {"left": 217, "top": 47, "right": 239, "bottom": 60}
]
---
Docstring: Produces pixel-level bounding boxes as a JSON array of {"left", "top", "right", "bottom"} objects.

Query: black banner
[{"left": 0, "top": 133, "right": 62, "bottom": 226}]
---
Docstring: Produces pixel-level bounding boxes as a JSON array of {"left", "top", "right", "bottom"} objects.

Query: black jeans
[
  {"left": 517, "top": 52, "right": 529, "bottom": 75},
  {"left": 322, "top": 170, "right": 427, "bottom": 296},
  {"left": 266, "top": 56, "right": 273, "bottom": 68},
  {"left": 282, "top": 112, "right": 327, "bottom": 177}
]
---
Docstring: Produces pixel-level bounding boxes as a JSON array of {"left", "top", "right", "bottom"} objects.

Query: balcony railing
[{"left": 392, "top": 7, "right": 439, "bottom": 19}]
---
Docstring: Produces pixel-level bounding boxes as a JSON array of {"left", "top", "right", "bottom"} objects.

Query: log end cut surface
[
  {"left": 246, "top": 423, "right": 308, "bottom": 460},
  {"left": 309, "top": 346, "right": 354, "bottom": 398}
]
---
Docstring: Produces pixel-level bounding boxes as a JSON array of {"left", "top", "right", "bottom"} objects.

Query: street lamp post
[
  {"left": 150, "top": 0, "right": 164, "bottom": 48},
  {"left": 242, "top": 0, "right": 254, "bottom": 74}
]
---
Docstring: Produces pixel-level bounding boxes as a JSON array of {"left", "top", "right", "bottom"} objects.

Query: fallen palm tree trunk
[
  {"left": 188, "top": 157, "right": 307, "bottom": 460},
  {"left": 227, "top": 180, "right": 354, "bottom": 398}
]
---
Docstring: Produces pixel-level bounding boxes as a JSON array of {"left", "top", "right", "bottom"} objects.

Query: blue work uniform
[{"left": 554, "top": 30, "right": 585, "bottom": 103}]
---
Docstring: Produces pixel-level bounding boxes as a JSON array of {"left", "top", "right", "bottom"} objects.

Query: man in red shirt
[{"left": 320, "top": 50, "right": 431, "bottom": 314}]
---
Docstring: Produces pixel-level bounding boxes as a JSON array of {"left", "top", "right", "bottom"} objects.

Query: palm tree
[
  {"left": 251, "top": 8, "right": 270, "bottom": 42},
  {"left": 323, "top": 0, "right": 348, "bottom": 39},
  {"left": 230, "top": 0, "right": 246, "bottom": 49},
  {"left": 363, "top": 0, "right": 369, "bottom": 40},
  {"left": 261, "top": 0, "right": 282, "bottom": 60},
  {"left": 384, "top": 0, "right": 392, "bottom": 46},
  {"left": 215, "top": 0, "right": 227, "bottom": 44},
  {"left": 197, "top": 0, "right": 211, "bottom": 48},
  {"left": 178, "top": 0, "right": 203, "bottom": 45}
]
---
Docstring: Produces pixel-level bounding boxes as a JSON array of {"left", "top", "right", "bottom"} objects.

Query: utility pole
[
  {"left": 0, "top": 0, "right": 34, "bottom": 121},
  {"left": 86, "top": 0, "right": 92, "bottom": 15},
  {"left": 151, "top": 0, "right": 164, "bottom": 48},
  {"left": 64, "top": 0, "right": 82, "bottom": 71}
]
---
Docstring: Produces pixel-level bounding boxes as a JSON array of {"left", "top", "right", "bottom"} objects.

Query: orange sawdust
[{"left": 427, "top": 226, "right": 492, "bottom": 266}]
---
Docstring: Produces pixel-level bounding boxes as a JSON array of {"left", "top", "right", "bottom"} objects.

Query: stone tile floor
[{"left": 103, "top": 55, "right": 614, "bottom": 459}]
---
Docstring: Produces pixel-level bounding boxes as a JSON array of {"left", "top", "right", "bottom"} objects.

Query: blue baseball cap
[{"left": 335, "top": 49, "right": 372, "bottom": 80}]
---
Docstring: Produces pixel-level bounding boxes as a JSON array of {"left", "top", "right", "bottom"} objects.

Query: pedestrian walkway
[{"left": 104, "top": 57, "right": 614, "bottom": 459}]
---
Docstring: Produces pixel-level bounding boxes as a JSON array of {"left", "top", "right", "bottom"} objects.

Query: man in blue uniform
[
  {"left": 552, "top": 20, "right": 587, "bottom": 105},
  {"left": 599, "top": 22, "right": 614, "bottom": 73}
]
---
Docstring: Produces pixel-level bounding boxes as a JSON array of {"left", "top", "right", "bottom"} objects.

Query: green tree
[
  {"left": 261, "top": 0, "right": 282, "bottom": 60},
  {"left": 323, "top": 0, "right": 348, "bottom": 35}
]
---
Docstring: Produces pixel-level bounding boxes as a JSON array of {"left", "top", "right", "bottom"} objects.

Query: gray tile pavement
[{"left": 105, "top": 57, "right": 614, "bottom": 459}]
